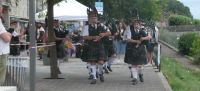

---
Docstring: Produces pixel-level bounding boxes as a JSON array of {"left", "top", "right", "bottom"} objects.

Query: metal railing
[{"left": 4, "top": 57, "right": 29, "bottom": 91}]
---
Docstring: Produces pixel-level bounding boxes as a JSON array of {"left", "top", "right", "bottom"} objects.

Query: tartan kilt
[
  {"left": 56, "top": 42, "right": 65, "bottom": 59},
  {"left": 81, "top": 43, "right": 107, "bottom": 62},
  {"left": 104, "top": 44, "right": 116, "bottom": 58},
  {"left": 124, "top": 43, "right": 147, "bottom": 65}
]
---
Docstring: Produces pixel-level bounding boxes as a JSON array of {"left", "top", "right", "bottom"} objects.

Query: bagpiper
[
  {"left": 81, "top": 6, "right": 111, "bottom": 84},
  {"left": 124, "top": 11, "right": 151, "bottom": 85},
  {"left": 102, "top": 20, "right": 118, "bottom": 74}
]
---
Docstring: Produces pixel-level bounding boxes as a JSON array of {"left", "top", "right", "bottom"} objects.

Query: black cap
[
  {"left": 131, "top": 8, "right": 139, "bottom": 19},
  {"left": 87, "top": 4, "right": 98, "bottom": 17}
]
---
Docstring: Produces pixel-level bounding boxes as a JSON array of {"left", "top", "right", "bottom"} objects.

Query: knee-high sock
[
  {"left": 103, "top": 62, "right": 108, "bottom": 68},
  {"left": 90, "top": 65, "right": 97, "bottom": 79},
  {"left": 87, "top": 63, "right": 92, "bottom": 75},
  {"left": 128, "top": 64, "right": 132, "bottom": 73},
  {"left": 57, "top": 59, "right": 60, "bottom": 66},
  {"left": 131, "top": 67, "right": 138, "bottom": 79},
  {"left": 108, "top": 58, "right": 114, "bottom": 67},
  {"left": 138, "top": 66, "right": 143, "bottom": 75},
  {"left": 57, "top": 59, "right": 63, "bottom": 66},
  {"left": 98, "top": 64, "right": 104, "bottom": 75}
]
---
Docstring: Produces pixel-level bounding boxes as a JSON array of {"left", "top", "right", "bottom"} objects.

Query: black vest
[
  {"left": 54, "top": 27, "right": 68, "bottom": 44},
  {"left": 130, "top": 26, "right": 148, "bottom": 45},
  {"left": 86, "top": 24, "right": 107, "bottom": 46},
  {"left": 7, "top": 28, "right": 20, "bottom": 44}
]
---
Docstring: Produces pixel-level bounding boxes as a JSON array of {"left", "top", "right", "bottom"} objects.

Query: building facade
[{"left": 0, "top": 0, "right": 10, "bottom": 29}]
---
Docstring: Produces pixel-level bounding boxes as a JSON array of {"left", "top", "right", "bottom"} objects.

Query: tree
[
  {"left": 46, "top": 0, "right": 63, "bottom": 79},
  {"left": 162, "top": 0, "right": 193, "bottom": 18},
  {"left": 77, "top": 0, "right": 162, "bottom": 22}
]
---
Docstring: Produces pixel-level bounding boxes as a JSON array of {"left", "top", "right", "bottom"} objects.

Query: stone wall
[{"left": 166, "top": 25, "right": 200, "bottom": 32}]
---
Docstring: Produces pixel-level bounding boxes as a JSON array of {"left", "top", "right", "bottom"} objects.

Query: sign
[{"left": 95, "top": 2, "right": 103, "bottom": 15}]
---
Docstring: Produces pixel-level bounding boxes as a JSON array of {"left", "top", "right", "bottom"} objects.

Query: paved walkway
[
  {"left": 31, "top": 58, "right": 170, "bottom": 91},
  {"left": 7, "top": 42, "right": 200, "bottom": 91}
]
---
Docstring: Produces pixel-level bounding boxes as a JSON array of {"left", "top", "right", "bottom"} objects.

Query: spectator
[
  {"left": 7, "top": 21, "right": 20, "bottom": 56},
  {"left": 53, "top": 20, "right": 68, "bottom": 73},
  {"left": 0, "top": 5, "right": 12, "bottom": 85}
]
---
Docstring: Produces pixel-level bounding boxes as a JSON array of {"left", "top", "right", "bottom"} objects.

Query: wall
[
  {"left": 166, "top": 25, "right": 200, "bottom": 32},
  {"left": 9, "top": 0, "right": 29, "bottom": 19}
]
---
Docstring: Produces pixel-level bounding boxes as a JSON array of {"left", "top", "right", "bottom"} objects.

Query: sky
[{"left": 178, "top": 0, "right": 200, "bottom": 19}]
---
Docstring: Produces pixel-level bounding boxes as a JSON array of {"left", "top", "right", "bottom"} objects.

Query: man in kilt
[
  {"left": 81, "top": 7, "right": 111, "bottom": 84},
  {"left": 53, "top": 20, "right": 68, "bottom": 74},
  {"left": 124, "top": 16, "right": 151, "bottom": 85},
  {"left": 103, "top": 21, "right": 117, "bottom": 73}
]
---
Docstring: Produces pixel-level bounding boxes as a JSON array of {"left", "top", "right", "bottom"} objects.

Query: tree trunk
[{"left": 47, "top": 0, "right": 59, "bottom": 79}]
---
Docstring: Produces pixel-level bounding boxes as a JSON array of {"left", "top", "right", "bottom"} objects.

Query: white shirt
[
  {"left": 81, "top": 24, "right": 110, "bottom": 36},
  {"left": 81, "top": 25, "right": 89, "bottom": 36},
  {"left": 0, "top": 19, "right": 10, "bottom": 55},
  {"left": 37, "top": 27, "right": 45, "bottom": 39},
  {"left": 123, "top": 26, "right": 132, "bottom": 39}
]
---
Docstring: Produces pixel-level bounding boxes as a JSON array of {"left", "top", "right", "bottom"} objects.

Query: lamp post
[{"left": 29, "top": 0, "right": 36, "bottom": 91}]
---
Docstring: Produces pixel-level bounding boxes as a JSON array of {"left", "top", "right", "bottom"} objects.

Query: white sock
[
  {"left": 128, "top": 65, "right": 133, "bottom": 76},
  {"left": 138, "top": 66, "right": 143, "bottom": 75},
  {"left": 108, "top": 58, "right": 113, "bottom": 67},
  {"left": 96, "top": 65, "right": 99, "bottom": 76},
  {"left": 98, "top": 64, "right": 104, "bottom": 75},
  {"left": 131, "top": 67, "right": 138, "bottom": 79},
  {"left": 87, "top": 63, "right": 92, "bottom": 75},
  {"left": 128, "top": 65, "right": 132, "bottom": 74},
  {"left": 57, "top": 59, "right": 60, "bottom": 66},
  {"left": 104, "top": 62, "right": 108, "bottom": 68},
  {"left": 90, "top": 65, "right": 97, "bottom": 79}
]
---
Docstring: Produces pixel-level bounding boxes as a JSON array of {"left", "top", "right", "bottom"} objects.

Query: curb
[
  {"left": 158, "top": 40, "right": 174, "bottom": 91},
  {"left": 157, "top": 72, "right": 173, "bottom": 91},
  {"left": 159, "top": 40, "right": 179, "bottom": 52}
]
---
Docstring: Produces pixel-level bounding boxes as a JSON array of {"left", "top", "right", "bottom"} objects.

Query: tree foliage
[
  {"left": 178, "top": 33, "right": 198, "bottom": 55},
  {"left": 169, "top": 15, "right": 192, "bottom": 26},
  {"left": 77, "top": 0, "right": 161, "bottom": 22},
  {"left": 166, "top": 0, "right": 193, "bottom": 18},
  {"left": 193, "top": 19, "right": 200, "bottom": 25},
  {"left": 191, "top": 37, "right": 200, "bottom": 64},
  {"left": 77, "top": 0, "right": 192, "bottom": 22}
]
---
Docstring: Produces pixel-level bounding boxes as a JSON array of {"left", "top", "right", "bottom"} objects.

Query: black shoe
[
  {"left": 107, "top": 66, "right": 112, "bottom": 72},
  {"left": 139, "top": 74, "right": 144, "bottom": 82},
  {"left": 57, "top": 68, "right": 62, "bottom": 74},
  {"left": 88, "top": 75, "right": 93, "bottom": 80},
  {"left": 130, "top": 74, "right": 133, "bottom": 78},
  {"left": 99, "top": 74, "right": 104, "bottom": 82},
  {"left": 90, "top": 79, "right": 97, "bottom": 84},
  {"left": 96, "top": 72, "right": 99, "bottom": 78},
  {"left": 132, "top": 78, "right": 138, "bottom": 85},
  {"left": 103, "top": 67, "right": 109, "bottom": 74}
]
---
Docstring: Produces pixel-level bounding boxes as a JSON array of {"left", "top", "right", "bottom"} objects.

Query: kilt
[
  {"left": 124, "top": 43, "right": 147, "bottom": 65},
  {"left": 56, "top": 42, "right": 65, "bottom": 59},
  {"left": 104, "top": 44, "right": 116, "bottom": 58},
  {"left": 81, "top": 43, "right": 107, "bottom": 62}
]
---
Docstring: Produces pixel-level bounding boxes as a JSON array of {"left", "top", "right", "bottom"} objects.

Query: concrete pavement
[{"left": 32, "top": 58, "right": 170, "bottom": 91}]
